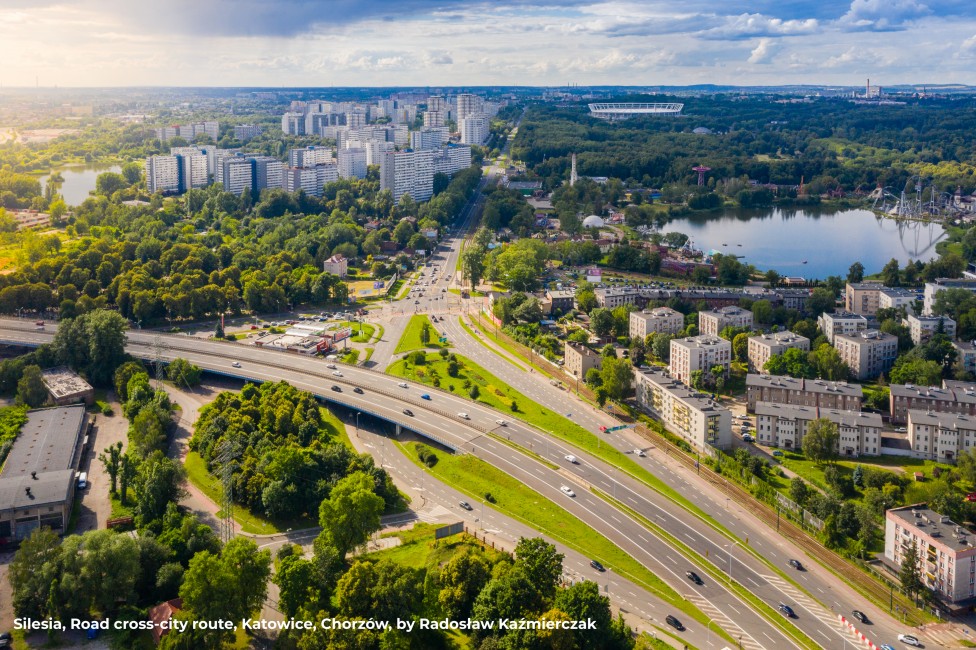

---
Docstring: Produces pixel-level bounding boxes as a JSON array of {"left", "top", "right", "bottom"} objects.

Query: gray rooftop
[
  {"left": 0, "top": 406, "right": 86, "bottom": 479},
  {"left": 879, "top": 287, "right": 918, "bottom": 298},
  {"left": 0, "top": 470, "right": 74, "bottom": 513},
  {"left": 908, "top": 410, "right": 976, "bottom": 430},
  {"left": 41, "top": 367, "right": 93, "bottom": 400},
  {"left": 755, "top": 401, "right": 881, "bottom": 427},
  {"left": 749, "top": 331, "right": 809, "bottom": 346},
  {"left": 746, "top": 374, "right": 862, "bottom": 397},
  {"left": 847, "top": 282, "right": 884, "bottom": 290},
  {"left": 888, "top": 505, "right": 976, "bottom": 552},
  {"left": 834, "top": 330, "right": 897, "bottom": 344},
  {"left": 637, "top": 366, "right": 728, "bottom": 413},
  {"left": 890, "top": 382, "right": 976, "bottom": 406},
  {"left": 821, "top": 311, "right": 868, "bottom": 321}
]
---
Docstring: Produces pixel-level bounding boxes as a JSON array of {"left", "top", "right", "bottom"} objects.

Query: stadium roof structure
[{"left": 588, "top": 103, "right": 684, "bottom": 120}]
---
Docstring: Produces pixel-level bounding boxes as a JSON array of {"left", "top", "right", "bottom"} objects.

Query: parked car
[
  {"left": 76, "top": 472, "right": 88, "bottom": 489},
  {"left": 565, "top": 455, "right": 578, "bottom": 464},
  {"left": 686, "top": 571, "right": 702, "bottom": 585},
  {"left": 788, "top": 559, "right": 804, "bottom": 571},
  {"left": 778, "top": 604, "right": 796, "bottom": 618},
  {"left": 897, "top": 634, "right": 920, "bottom": 646},
  {"left": 742, "top": 434, "right": 754, "bottom": 442},
  {"left": 772, "top": 450, "right": 784, "bottom": 457},
  {"left": 590, "top": 559, "right": 605, "bottom": 572},
  {"left": 665, "top": 615, "right": 684, "bottom": 631},
  {"left": 459, "top": 501, "right": 473, "bottom": 511},
  {"left": 852, "top": 610, "right": 869, "bottom": 624},
  {"left": 402, "top": 409, "right": 414, "bottom": 416},
  {"left": 560, "top": 485, "right": 576, "bottom": 497}
]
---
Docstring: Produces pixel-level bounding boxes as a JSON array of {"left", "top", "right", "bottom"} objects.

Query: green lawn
[
  {"left": 183, "top": 451, "right": 314, "bottom": 535},
  {"left": 458, "top": 316, "right": 523, "bottom": 370},
  {"left": 393, "top": 315, "right": 448, "bottom": 353},
  {"left": 370, "top": 323, "right": 385, "bottom": 344},
  {"left": 110, "top": 489, "right": 136, "bottom": 519},
  {"left": 341, "top": 321, "right": 375, "bottom": 343},
  {"left": 364, "top": 521, "right": 509, "bottom": 570},
  {"left": 320, "top": 406, "right": 352, "bottom": 449},
  {"left": 341, "top": 348, "right": 360, "bottom": 364},
  {"left": 397, "top": 442, "right": 722, "bottom": 634}
]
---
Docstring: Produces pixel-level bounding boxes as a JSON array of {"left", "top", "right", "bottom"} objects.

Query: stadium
[{"left": 587, "top": 102, "right": 684, "bottom": 120}]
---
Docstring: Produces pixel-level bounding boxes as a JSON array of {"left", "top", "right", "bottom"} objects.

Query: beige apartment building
[
  {"left": 629, "top": 307, "right": 684, "bottom": 341},
  {"left": 669, "top": 335, "right": 732, "bottom": 386},
  {"left": 845, "top": 282, "right": 884, "bottom": 316},
  {"left": 907, "top": 410, "right": 976, "bottom": 462},
  {"left": 564, "top": 341, "right": 602, "bottom": 380},
  {"left": 745, "top": 374, "right": 863, "bottom": 411},
  {"left": 747, "top": 331, "right": 811, "bottom": 372},
  {"left": 635, "top": 366, "right": 732, "bottom": 450},
  {"left": 833, "top": 330, "right": 898, "bottom": 380},
  {"left": 698, "top": 306, "right": 754, "bottom": 336},
  {"left": 754, "top": 402, "right": 882, "bottom": 456}
]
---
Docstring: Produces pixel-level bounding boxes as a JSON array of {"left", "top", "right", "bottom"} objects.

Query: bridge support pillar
[{"left": 395, "top": 423, "right": 401, "bottom": 437}]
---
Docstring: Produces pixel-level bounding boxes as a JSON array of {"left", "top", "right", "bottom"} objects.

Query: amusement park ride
[{"left": 871, "top": 175, "right": 958, "bottom": 220}]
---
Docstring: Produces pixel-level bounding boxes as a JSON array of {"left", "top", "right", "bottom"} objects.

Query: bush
[
  {"left": 485, "top": 492, "right": 496, "bottom": 504},
  {"left": 417, "top": 445, "right": 439, "bottom": 467}
]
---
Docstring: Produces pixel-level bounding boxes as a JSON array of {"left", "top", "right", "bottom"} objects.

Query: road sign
[
  {"left": 603, "top": 424, "right": 634, "bottom": 433},
  {"left": 439, "top": 337, "right": 447, "bottom": 343}
]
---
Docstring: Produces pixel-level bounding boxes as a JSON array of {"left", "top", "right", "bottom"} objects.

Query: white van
[{"left": 76, "top": 472, "right": 88, "bottom": 489}]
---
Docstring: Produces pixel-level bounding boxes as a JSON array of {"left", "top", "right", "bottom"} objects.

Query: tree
[
  {"left": 732, "top": 332, "right": 750, "bottom": 363},
  {"left": 599, "top": 357, "right": 634, "bottom": 401},
  {"left": 515, "top": 538, "right": 564, "bottom": 602},
  {"left": 95, "top": 172, "right": 126, "bottom": 196},
  {"left": 847, "top": 262, "right": 865, "bottom": 284},
  {"left": 802, "top": 418, "right": 839, "bottom": 466},
  {"left": 9, "top": 527, "right": 62, "bottom": 619},
  {"left": 114, "top": 361, "right": 147, "bottom": 402},
  {"left": 590, "top": 308, "right": 614, "bottom": 338},
  {"left": 810, "top": 343, "right": 849, "bottom": 380},
  {"left": 16, "top": 364, "right": 48, "bottom": 407},
  {"left": 419, "top": 321, "right": 431, "bottom": 347},
  {"left": 789, "top": 476, "right": 809, "bottom": 507},
  {"left": 316, "top": 471, "right": 385, "bottom": 557},
  {"left": 652, "top": 333, "right": 672, "bottom": 361},
  {"left": 135, "top": 451, "right": 187, "bottom": 527},
  {"left": 99, "top": 441, "right": 124, "bottom": 494},
  {"left": 900, "top": 542, "right": 923, "bottom": 601},
  {"left": 274, "top": 554, "right": 318, "bottom": 618},
  {"left": 765, "top": 347, "right": 815, "bottom": 378},
  {"left": 881, "top": 258, "right": 901, "bottom": 287},
  {"left": 438, "top": 550, "right": 491, "bottom": 619},
  {"left": 807, "top": 288, "right": 836, "bottom": 316},
  {"left": 469, "top": 384, "right": 480, "bottom": 400},
  {"left": 166, "top": 358, "right": 202, "bottom": 388},
  {"left": 54, "top": 310, "right": 128, "bottom": 386},
  {"left": 890, "top": 356, "right": 942, "bottom": 386},
  {"left": 220, "top": 537, "right": 273, "bottom": 621},
  {"left": 577, "top": 290, "right": 597, "bottom": 313}
]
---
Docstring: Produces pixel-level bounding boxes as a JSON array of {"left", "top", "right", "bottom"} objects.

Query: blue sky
[{"left": 1, "top": 0, "right": 974, "bottom": 86}]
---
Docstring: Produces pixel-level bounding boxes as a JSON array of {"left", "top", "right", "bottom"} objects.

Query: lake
[
  {"left": 38, "top": 163, "right": 122, "bottom": 206},
  {"left": 663, "top": 207, "right": 947, "bottom": 279}
]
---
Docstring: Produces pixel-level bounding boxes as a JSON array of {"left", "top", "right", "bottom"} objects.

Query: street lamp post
[
  {"left": 707, "top": 619, "right": 716, "bottom": 646},
  {"left": 355, "top": 411, "right": 361, "bottom": 437},
  {"left": 725, "top": 541, "right": 743, "bottom": 583}
]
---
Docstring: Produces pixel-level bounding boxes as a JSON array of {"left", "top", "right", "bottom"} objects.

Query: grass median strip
[
  {"left": 458, "top": 316, "right": 524, "bottom": 370},
  {"left": 394, "top": 315, "right": 448, "bottom": 353},
  {"left": 395, "top": 440, "right": 729, "bottom": 640},
  {"left": 596, "top": 490, "right": 822, "bottom": 650}
]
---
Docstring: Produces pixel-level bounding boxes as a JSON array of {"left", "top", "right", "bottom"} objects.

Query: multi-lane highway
[{"left": 0, "top": 319, "right": 884, "bottom": 649}]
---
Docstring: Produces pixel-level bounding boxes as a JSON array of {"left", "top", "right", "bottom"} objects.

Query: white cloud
[
  {"left": 838, "top": 0, "right": 932, "bottom": 31},
  {"left": 748, "top": 38, "right": 780, "bottom": 63},
  {"left": 700, "top": 13, "right": 820, "bottom": 40}
]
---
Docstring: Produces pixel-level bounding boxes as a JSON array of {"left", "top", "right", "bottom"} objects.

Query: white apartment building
[
  {"left": 455, "top": 94, "right": 483, "bottom": 121},
  {"left": 233, "top": 124, "right": 262, "bottom": 141},
  {"left": 337, "top": 148, "right": 367, "bottom": 180},
  {"left": 155, "top": 121, "right": 218, "bottom": 142},
  {"left": 669, "top": 335, "right": 732, "bottom": 386},
  {"left": 879, "top": 287, "right": 919, "bottom": 311},
  {"left": 345, "top": 111, "right": 367, "bottom": 129},
  {"left": 432, "top": 144, "right": 472, "bottom": 176},
  {"left": 283, "top": 164, "right": 338, "bottom": 197},
  {"left": 221, "top": 157, "right": 254, "bottom": 195},
  {"left": 698, "top": 306, "right": 754, "bottom": 336},
  {"left": 460, "top": 115, "right": 490, "bottom": 145},
  {"left": 635, "top": 366, "right": 732, "bottom": 451},
  {"left": 818, "top": 311, "right": 868, "bottom": 344},
  {"left": 252, "top": 156, "right": 283, "bottom": 192},
  {"left": 908, "top": 410, "right": 976, "bottom": 462},
  {"left": 145, "top": 156, "right": 180, "bottom": 194},
  {"left": 754, "top": 402, "right": 882, "bottom": 456},
  {"left": 629, "top": 307, "right": 684, "bottom": 340},
  {"left": 833, "top": 330, "right": 898, "bottom": 380},
  {"left": 323, "top": 254, "right": 348, "bottom": 278},
  {"left": 361, "top": 140, "right": 395, "bottom": 166},
  {"left": 905, "top": 314, "right": 957, "bottom": 345},
  {"left": 380, "top": 149, "right": 434, "bottom": 202},
  {"left": 281, "top": 112, "right": 306, "bottom": 135},
  {"left": 427, "top": 96, "right": 448, "bottom": 112},
  {"left": 954, "top": 340, "right": 976, "bottom": 375},
  {"left": 924, "top": 279, "right": 976, "bottom": 315},
  {"left": 411, "top": 127, "right": 449, "bottom": 151},
  {"left": 423, "top": 111, "right": 445, "bottom": 127},
  {"left": 289, "top": 146, "right": 333, "bottom": 168},
  {"left": 747, "top": 331, "right": 811, "bottom": 372},
  {"left": 746, "top": 374, "right": 863, "bottom": 411},
  {"left": 179, "top": 153, "right": 208, "bottom": 190},
  {"left": 885, "top": 505, "right": 976, "bottom": 604}
]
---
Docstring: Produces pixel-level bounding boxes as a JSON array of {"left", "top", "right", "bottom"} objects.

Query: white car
[
  {"left": 326, "top": 363, "right": 337, "bottom": 369},
  {"left": 634, "top": 449, "right": 646, "bottom": 457},
  {"left": 560, "top": 485, "right": 576, "bottom": 497},
  {"left": 457, "top": 412, "right": 470, "bottom": 420},
  {"left": 897, "top": 634, "right": 920, "bottom": 647},
  {"left": 231, "top": 362, "right": 241, "bottom": 368},
  {"left": 398, "top": 382, "right": 409, "bottom": 388},
  {"left": 565, "top": 455, "right": 578, "bottom": 464},
  {"left": 332, "top": 371, "right": 342, "bottom": 377},
  {"left": 495, "top": 419, "right": 507, "bottom": 426}
]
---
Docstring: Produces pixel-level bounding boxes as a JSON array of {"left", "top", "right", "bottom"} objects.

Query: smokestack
[{"left": 866, "top": 78, "right": 870, "bottom": 98}]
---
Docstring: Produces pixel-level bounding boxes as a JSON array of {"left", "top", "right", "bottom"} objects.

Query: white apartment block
[
  {"left": 281, "top": 112, "right": 305, "bottom": 135},
  {"left": 747, "top": 331, "right": 811, "bottom": 372},
  {"left": 423, "top": 111, "right": 445, "bottom": 127},
  {"left": 380, "top": 149, "right": 434, "bottom": 203},
  {"left": 746, "top": 374, "right": 863, "bottom": 411},
  {"left": 345, "top": 111, "right": 367, "bottom": 129},
  {"left": 954, "top": 341, "right": 976, "bottom": 375},
  {"left": 818, "top": 311, "right": 868, "bottom": 344},
  {"left": 879, "top": 287, "right": 919, "bottom": 311},
  {"left": 283, "top": 164, "right": 338, "bottom": 197},
  {"left": 145, "top": 156, "right": 180, "bottom": 194},
  {"left": 323, "top": 254, "right": 348, "bottom": 278},
  {"left": 924, "top": 279, "right": 976, "bottom": 315},
  {"left": 289, "top": 146, "right": 333, "bottom": 168},
  {"left": 432, "top": 144, "right": 472, "bottom": 176},
  {"left": 905, "top": 314, "right": 956, "bottom": 345},
  {"left": 455, "top": 94, "right": 483, "bottom": 121},
  {"left": 698, "top": 306, "right": 753, "bottom": 336},
  {"left": 629, "top": 307, "right": 684, "bottom": 340},
  {"left": 754, "top": 402, "right": 882, "bottom": 456},
  {"left": 669, "top": 335, "right": 732, "bottom": 386},
  {"left": 360, "top": 140, "right": 395, "bottom": 166},
  {"left": 155, "top": 121, "right": 218, "bottom": 142},
  {"left": 908, "top": 410, "right": 976, "bottom": 462},
  {"left": 221, "top": 157, "right": 254, "bottom": 195},
  {"left": 845, "top": 282, "right": 884, "bottom": 315},
  {"left": 233, "top": 124, "right": 262, "bottom": 141},
  {"left": 411, "top": 127, "right": 449, "bottom": 151},
  {"left": 460, "top": 115, "right": 490, "bottom": 145},
  {"left": 252, "top": 156, "right": 283, "bottom": 192},
  {"left": 635, "top": 366, "right": 732, "bottom": 451},
  {"left": 179, "top": 153, "right": 208, "bottom": 190},
  {"left": 337, "top": 148, "right": 367, "bottom": 180},
  {"left": 833, "top": 330, "right": 898, "bottom": 380},
  {"left": 427, "top": 96, "right": 448, "bottom": 112},
  {"left": 885, "top": 505, "right": 976, "bottom": 604}
]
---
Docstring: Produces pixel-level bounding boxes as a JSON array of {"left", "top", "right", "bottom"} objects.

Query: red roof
[{"left": 148, "top": 598, "right": 183, "bottom": 644}]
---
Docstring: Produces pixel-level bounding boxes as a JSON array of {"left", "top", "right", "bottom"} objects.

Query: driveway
[{"left": 74, "top": 394, "right": 129, "bottom": 534}]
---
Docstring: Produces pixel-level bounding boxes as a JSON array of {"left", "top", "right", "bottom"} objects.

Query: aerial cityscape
[{"left": 3, "top": 2, "right": 976, "bottom": 650}]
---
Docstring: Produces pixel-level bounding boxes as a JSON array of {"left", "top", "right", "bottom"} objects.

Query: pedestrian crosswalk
[
  {"left": 686, "top": 594, "right": 766, "bottom": 650},
  {"left": 761, "top": 574, "right": 866, "bottom": 647}
]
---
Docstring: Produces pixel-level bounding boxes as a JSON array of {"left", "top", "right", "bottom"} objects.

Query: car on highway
[
  {"left": 897, "top": 634, "right": 920, "bottom": 646},
  {"left": 34, "top": 321, "right": 44, "bottom": 327},
  {"left": 327, "top": 363, "right": 337, "bottom": 369},
  {"left": 560, "top": 485, "right": 576, "bottom": 497},
  {"left": 852, "top": 610, "right": 869, "bottom": 624},
  {"left": 459, "top": 501, "right": 473, "bottom": 511},
  {"left": 495, "top": 419, "right": 507, "bottom": 426},
  {"left": 634, "top": 448, "right": 646, "bottom": 457},
  {"left": 331, "top": 385, "right": 342, "bottom": 392},
  {"left": 398, "top": 382, "right": 409, "bottom": 388},
  {"left": 353, "top": 387, "right": 364, "bottom": 394},
  {"left": 589, "top": 560, "right": 605, "bottom": 572},
  {"left": 665, "top": 615, "right": 684, "bottom": 631},
  {"left": 879, "top": 645, "right": 895, "bottom": 650},
  {"left": 402, "top": 409, "right": 414, "bottom": 416},
  {"left": 565, "top": 455, "right": 578, "bottom": 464},
  {"left": 789, "top": 559, "right": 804, "bottom": 570},
  {"left": 231, "top": 361, "right": 242, "bottom": 368},
  {"left": 457, "top": 412, "right": 470, "bottom": 419},
  {"left": 778, "top": 604, "right": 796, "bottom": 618},
  {"left": 421, "top": 393, "right": 431, "bottom": 400},
  {"left": 686, "top": 571, "right": 702, "bottom": 585},
  {"left": 332, "top": 371, "right": 342, "bottom": 377}
]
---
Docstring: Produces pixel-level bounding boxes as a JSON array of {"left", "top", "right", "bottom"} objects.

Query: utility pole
[{"left": 216, "top": 441, "right": 239, "bottom": 544}]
